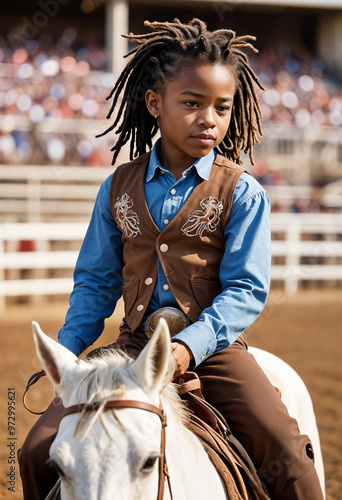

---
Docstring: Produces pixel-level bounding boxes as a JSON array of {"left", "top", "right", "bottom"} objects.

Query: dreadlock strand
[
  {"left": 105, "top": 62, "right": 131, "bottom": 103},
  {"left": 104, "top": 60, "right": 137, "bottom": 118},
  {"left": 240, "top": 69, "right": 262, "bottom": 136},
  {"left": 211, "top": 28, "right": 236, "bottom": 40},
  {"left": 242, "top": 59, "right": 265, "bottom": 92},
  {"left": 232, "top": 86, "right": 247, "bottom": 161},
  {"left": 189, "top": 18, "right": 207, "bottom": 35},
  {"left": 145, "top": 20, "right": 181, "bottom": 35},
  {"left": 209, "top": 41, "right": 220, "bottom": 61},
  {"left": 230, "top": 34, "right": 258, "bottom": 47},
  {"left": 198, "top": 35, "right": 209, "bottom": 51},
  {"left": 122, "top": 31, "right": 166, "bottom": 42},
  {"left": 239, "top": 70, "right": 261, "bottom": 127},
  {"left": 242, "top": 93, "right": 257, "bottom": 163},
  {"left": 129, "top": 127, "right": 136, "bottom": 160},
  {"left": 235, "top": 66, "right": 264, "bottom": 141},
  {"left": 105, "top": 41, "right": 166, "bottom": 134},
  {"left": 95, "top": 121, "right": 116, "bottom": 140},
  {"left": 173, "top": 24, "right": 194, "bottom": 41}
]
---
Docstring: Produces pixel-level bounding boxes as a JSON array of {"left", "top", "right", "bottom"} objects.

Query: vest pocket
[
  {"left": 190, "top": 277, "right": 222, "bottom": 310},
  {"left": 122, "top": 278, "right": 140, "bottom": 316}
]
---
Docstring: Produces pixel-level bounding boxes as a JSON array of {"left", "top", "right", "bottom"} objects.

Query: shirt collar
[{"left": 146, "top": 138, "right": 216, "bottom": 182}]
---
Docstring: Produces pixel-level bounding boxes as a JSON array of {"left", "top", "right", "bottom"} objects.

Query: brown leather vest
[{"left": 109, "top": 152, "right": 244, "bottom": 331}]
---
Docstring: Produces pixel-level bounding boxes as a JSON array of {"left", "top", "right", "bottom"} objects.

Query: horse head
[{"left": 32, "top": 319, "right": 178, "bottom": 500}]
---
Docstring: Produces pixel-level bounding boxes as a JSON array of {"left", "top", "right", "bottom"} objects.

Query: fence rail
[
  {"left": 270, "top": 212, "right": 342, "bottom": 293},
  {"left": 1, "top": 160, "right": 342, "bottom": 226},
  {"left": 0, "top": 222, "right": 87, "bottom": 306},
  {"left": 1, "top": 213, "right": 341, "bottom": 306},
  {"left": 0, "top": 165, "right": 113, "bottom": 222}
]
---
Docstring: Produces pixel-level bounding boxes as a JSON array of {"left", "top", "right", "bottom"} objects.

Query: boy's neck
[{"left": 158, "top": 142, "right": 197, "bottom": 181}]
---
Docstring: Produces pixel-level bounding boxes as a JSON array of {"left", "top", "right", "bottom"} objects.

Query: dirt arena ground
[{"left": 0, "top": 289, "right": 341, "bottom": 499}]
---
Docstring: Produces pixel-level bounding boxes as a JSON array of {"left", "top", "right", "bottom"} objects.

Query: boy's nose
[{"left": 197, "top": 108, "right": 215, "bottom": 127}]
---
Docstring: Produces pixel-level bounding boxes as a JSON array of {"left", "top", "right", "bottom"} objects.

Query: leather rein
[{"left": 62, "top": 399, "right": 173, "bottom": 500}]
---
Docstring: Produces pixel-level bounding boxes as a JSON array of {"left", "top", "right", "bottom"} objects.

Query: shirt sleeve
[
  {"left": 172, "top": 173, "right": 271, "bottom": 368},
  {"left": 58, "top": 174, "right": 124, "bottom": 356}
]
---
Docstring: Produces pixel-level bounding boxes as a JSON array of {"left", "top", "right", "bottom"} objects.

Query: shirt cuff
[
  {"left": 171, "top": 322, "right": 217, "bottom": 368},
  {"left": 58, "top": 330, "right": 84, "bottom": 356}
]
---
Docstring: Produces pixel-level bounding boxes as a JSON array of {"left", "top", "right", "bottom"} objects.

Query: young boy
[{"left": 19, "top": 19, "right": 323, "bottom": 500}]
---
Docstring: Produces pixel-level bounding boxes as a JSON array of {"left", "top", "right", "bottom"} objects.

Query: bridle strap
[
  {"left": 22, "top": 370, "right": 47, "bottom": 415},
  {"left": 62, "top": 399, "right": 173, "bottom": 500},
  {"left": 63, "top": 399, "right": 166, "bottom": 419}
]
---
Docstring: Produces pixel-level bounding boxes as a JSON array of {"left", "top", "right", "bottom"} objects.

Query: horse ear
[
  {"left": 32, "top": 321, "right": 78, "bottom": 388},
  {"left": 130, "top": 318, "right": 173, "bottom": 393}
]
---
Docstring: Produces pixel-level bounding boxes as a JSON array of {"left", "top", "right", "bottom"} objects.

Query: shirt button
[
  {"left": 163, "top": 284, "right": 169, "bottom": 291},
  {"left": 136, "top": 304, "right": 144, "bottom": 311},
  {"left": 144, "top": 277, "right": 153, "bottom": 285},
  {"left": 160, "top": 243, "right": 168, "bottom": 253},
  {"left": 163, "top": 219, "right": 169, "bottom": 225},
  {"left": 199, "top": 354, "right": 205, "bottom": 361},
  {"left": 170, "top": 188, "right": 176, "bottom": 195}
]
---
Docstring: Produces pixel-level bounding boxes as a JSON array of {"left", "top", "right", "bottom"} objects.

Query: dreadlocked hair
[{"left": 97, "top": 18, "right": 264, "bottom": 165}]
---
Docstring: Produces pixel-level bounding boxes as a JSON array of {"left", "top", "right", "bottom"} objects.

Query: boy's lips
[{"left": 191, "top": 133, "right": 216, "bottom": 145}]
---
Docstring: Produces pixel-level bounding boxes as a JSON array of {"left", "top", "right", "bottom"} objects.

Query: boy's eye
[
  {"left": 216, "top": 106, "right": 230, "bottom": 113},
  {"left": 184, "top": 101, "right": 198, "bottom": 108}
]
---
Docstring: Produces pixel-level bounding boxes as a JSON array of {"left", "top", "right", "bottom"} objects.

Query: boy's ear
[{"left": 145, "top": 89, "right": 161, "bottom": 118}]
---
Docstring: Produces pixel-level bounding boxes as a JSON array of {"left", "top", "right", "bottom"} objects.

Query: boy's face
[{"left": 146, "top": 63, "right": 236, "bottom": 172}]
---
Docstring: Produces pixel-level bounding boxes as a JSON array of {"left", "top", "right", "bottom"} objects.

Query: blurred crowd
[
  {"left": 252, "top": 47, "right": 342, "bottom": 129},
  {"left": 0, "top": 29, "right": 115, "bottom": 166},
  {"left": 0, "top": 30, "right": 342, "bottom": 212}
]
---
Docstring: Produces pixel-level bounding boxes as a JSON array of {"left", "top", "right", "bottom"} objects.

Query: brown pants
[{"left": 19, "top": 328, "right": 324, "bottom": 500}]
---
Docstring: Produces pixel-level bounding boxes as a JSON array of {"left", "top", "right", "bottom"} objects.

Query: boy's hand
[{"left": 171, "top": 341, "right": 193, "bottom": 378}]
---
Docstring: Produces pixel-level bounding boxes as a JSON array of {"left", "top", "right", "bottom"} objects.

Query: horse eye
[
  {"left": 142, "top": 456, "right": 158, "bottom": 471},
  {"left": 49, "top": 459, "right": 65, "bottom": 478}
]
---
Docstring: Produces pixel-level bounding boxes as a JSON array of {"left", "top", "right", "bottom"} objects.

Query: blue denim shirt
[{"left": 58, "top": 140, "right": 271, "bottom": 367}]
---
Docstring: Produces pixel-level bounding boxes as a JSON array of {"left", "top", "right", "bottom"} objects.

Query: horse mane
[{"left": 73, "top": 348, "right": 189, "bottom": 440}]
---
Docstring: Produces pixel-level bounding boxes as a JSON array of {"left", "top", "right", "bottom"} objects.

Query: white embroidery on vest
[
  {"left": 181, "top": 196, "right": 223, "bottom": 241},
  {"left": 114, "top": 193, "right": 141, "bottom": 238}
]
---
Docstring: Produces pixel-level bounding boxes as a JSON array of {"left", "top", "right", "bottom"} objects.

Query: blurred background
[
  {"left": 0, "top": 1, "right": 341, "bottom": 499},
  {"left": 1, "top": 1, "right": 342, "bottom": 299},
  {"left": 1, "top": 0, "right": 342, "bottom": 302}
]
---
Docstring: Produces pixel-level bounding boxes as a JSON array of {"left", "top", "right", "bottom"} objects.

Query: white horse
[
  {"left": 32, "top": 320, "right": 325, "bottom": 500},
  {"left": 248, "top": 346, "right": 325, "bottom": 495}
]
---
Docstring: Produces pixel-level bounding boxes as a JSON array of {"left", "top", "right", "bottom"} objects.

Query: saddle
[{"left": 177, "top": 372, "right": 270, "bottom": 500}]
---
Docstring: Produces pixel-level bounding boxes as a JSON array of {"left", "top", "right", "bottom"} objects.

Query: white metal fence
[{"left": 1, "top": 213, "right": 341, "bottom": 306}]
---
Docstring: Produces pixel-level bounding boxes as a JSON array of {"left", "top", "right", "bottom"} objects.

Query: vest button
[
  {"left": 144, "top": 277, "right": 153, "bottom": 285},
  {"left": 163, "top": 284, "right": 169, "bottom": 291},
  {"left": 160, "top": 243, "right": 168, "bottom": 253},
  {"left": 136, "top": 304, "right": 144, "bottom": 311}
]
